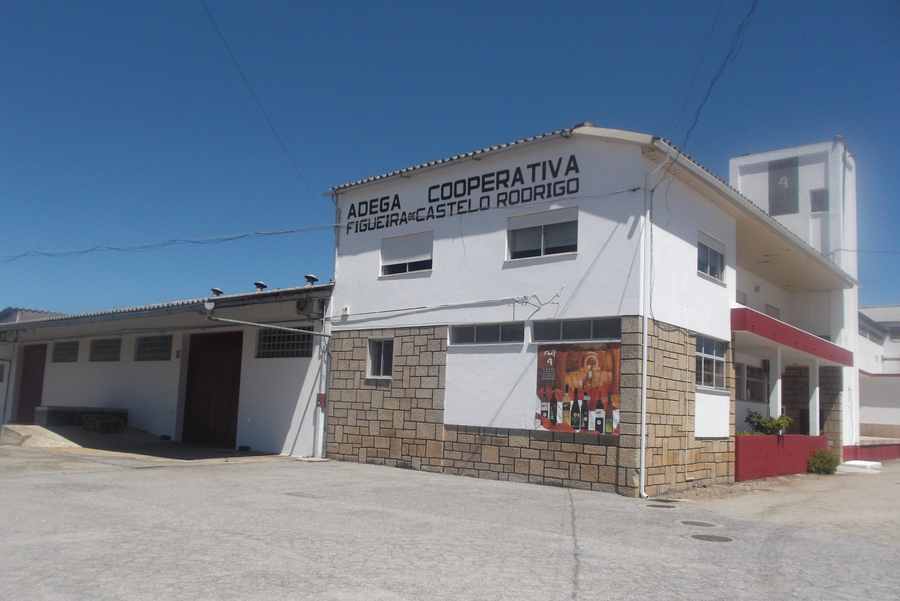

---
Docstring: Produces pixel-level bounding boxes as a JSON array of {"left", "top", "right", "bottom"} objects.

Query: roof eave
[{"left": 651, "top": 138, "right": 857, "bottom": 289}]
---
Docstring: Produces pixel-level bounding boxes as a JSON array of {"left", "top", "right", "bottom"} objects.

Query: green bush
[
  {"left": 807, "top": 449, "right": 840, "bottom": 475},
  {"left": 745, "top": 411, "right": 794, "bottom": 435}
]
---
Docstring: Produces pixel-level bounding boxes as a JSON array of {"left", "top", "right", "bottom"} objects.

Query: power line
[
  {"left": 200, "top": 0, "right": 304, "bottom": 184},
  {"left": 1, "top": 223, "right": 337, "bottom": 264}
]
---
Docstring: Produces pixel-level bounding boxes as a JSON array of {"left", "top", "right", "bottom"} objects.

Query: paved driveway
[{"left": 0, "top": 445, "right": 897, "bottom": 600}]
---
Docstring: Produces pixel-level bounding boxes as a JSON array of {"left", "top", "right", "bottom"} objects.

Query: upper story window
[
  {"left": 764, "top": 304, "right": 781, "bottom": 320},
  {"left": 533, "top": 317, "right": 621, "bottom": 342},
  {"left": 90, "top": 338, "right": 122, "bottom": 362},
  {"left": 135, "top": 335, "right": 173, "bottom": 361},
  {"left": 768, "top": 158, "right": 799, "bottom": 216},
  {"left": 507, "top": 208, "right": 578, "bottom": 260},
  {"left": 450, "top": 322, "right": 525, "bottom": 345},
  {"left": 52, "top": 340, "right": 79, "bottom": 363},
  {"left": 368, "top": 338, "right": 393, "bottom": 379},
  {"left": 697, "top": 233, "right": 725, "bottom": 282},
  {"left": 257, "top": 330, "right": 312, "bottom": 358},
  {"left": 381, "top": 231, "right": 433, "bottom": 276},
  {"left": 810, "top": 188, "right": 829, "bottom": 213},
  {"left": 695, "top": 336, "right": 727, "bottom": 389}
]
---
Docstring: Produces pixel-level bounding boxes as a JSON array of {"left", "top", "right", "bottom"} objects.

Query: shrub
[
  {"left": 745, "top": 411, "right": 794, "bottom": 435},
  {"left": 806, "top": 449, "right": 841, "bottom": 474},
  {"left": 808, "top": 449, "right": 840, "bottom": 475}
]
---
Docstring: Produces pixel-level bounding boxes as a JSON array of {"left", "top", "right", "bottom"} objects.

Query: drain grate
[
  {"left": 646, "top": 504, "right": 676, "bottom": 509},
  {"left": 652, "top": 499, "right": 680, "bottom": 504},
  {"left": 691, "top": 534, "right": 732, "bottom": 543},
  {"left": 681, "top": 520, "right": 716, "bottom": 527}
]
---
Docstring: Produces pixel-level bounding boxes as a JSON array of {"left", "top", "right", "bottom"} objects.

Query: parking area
[{"left": 1, "top": 445, "right": 898, "bottom": 601}]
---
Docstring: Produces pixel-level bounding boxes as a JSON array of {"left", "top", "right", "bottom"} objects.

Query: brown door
[
  {"left": 183, "top": 331, "right": 243, "bottom": 448},
  {"left": 16, "top": 344, "right": 47, "bottom": 423}
]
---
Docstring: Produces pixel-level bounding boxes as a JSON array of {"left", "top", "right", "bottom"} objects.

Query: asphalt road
[{"left": 0, "top": 445, "right": 897, "bottom": 601}]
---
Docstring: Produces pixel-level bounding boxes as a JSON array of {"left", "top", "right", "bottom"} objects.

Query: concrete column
[
  {"left": 809, "top": 360, "right": 820, "bottom": 436},
  {"left": 769, "top": 347, "right": 782, "bottom": 418}
]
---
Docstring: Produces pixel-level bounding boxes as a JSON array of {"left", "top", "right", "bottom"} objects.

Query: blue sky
[{"left": 1, "top": 1, "right": 898, "bottom": 313}]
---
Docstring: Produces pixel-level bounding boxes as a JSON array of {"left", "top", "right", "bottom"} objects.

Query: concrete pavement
[{"left": 0, "top": 445, "right": 897, "bottom": 600}]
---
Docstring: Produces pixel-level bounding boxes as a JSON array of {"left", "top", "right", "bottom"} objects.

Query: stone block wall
[{"left": 326, "top": 317, "right": 735, "bottom": 498}]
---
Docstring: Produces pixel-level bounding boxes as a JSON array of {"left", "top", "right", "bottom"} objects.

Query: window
[
  {"left": 890, "top": 327, "right": 900, "bottom": 342},
  {"left": 90, "top": 338, "right": 121, "bottom": 362},
  {"left": 368, "top": 339, "right": 393, "bottom": 378},
  {"left": 381, "top": 231, "right": 433, "bottom": 276},
  {"left": 697, "top": 233, "right": 725, "bottom": 281},
  {"left": 768, "top": 158, "right": 799, "bottom": 216},
  {"left": 508, "top": 209, "right": 578, "bottom": 260},
  {"left": 135, "top": 335, "right": 173, "bottom": 361},
  {"left": 695, "top": 336, "right": 726, "bottom": 389},
  {"left": 533, "top": 318, "right": 621, "bottom": 342},
  {"left": 257, "top": 329, "right": 312, "bottom": 358},
  {"left": 810, "top": 188, "right": 829, "bottom": 213},
  {"left": 745, "top": 366, "right": 766, "bottom": 403},
  {"left": 450, "top": 322, "right": 525, "bottom": 345},
  {"left": 764, "top": 304, "right": 781, "bottom": 320},
  {"left": 52, "top": 341, "right": 79, "bottom": 363}
]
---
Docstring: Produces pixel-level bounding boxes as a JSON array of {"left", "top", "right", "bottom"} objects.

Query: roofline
[
  {"left": 0, "top": 283, "right": 333, "bottom": 331},
  {"left": 859, "top": 311, "right": 888, "bottom": 335},
  {"left": 729, "top": 139, "right": 839, "bottom": 163},
  {"left": 650, "top": 137, "right": 857, "bottom": 288},
  {"left": 328, "top": 125, "right": 588, "bottom": 195}
]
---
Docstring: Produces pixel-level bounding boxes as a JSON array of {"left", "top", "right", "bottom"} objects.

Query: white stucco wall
[
  {"left": 859, "top": 373, "right": 900, "bottom": 426},
  {"left": 42, "top": 336, "right": 182, "bottom": 437},
  {"left": 695, "top": 389, "right": 730, "bottom": 438}
]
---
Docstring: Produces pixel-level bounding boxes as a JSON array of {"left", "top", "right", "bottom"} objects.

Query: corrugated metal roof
[
  {"left": 0, "top": 283, "right": 333, "bottom": 329},
  {"left": 329, "top": 126, "right": 578, "bottom": 193}
]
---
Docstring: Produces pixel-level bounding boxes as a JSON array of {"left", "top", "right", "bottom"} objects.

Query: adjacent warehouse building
[{"left": 0, "top": 285, "right": 331, "bottom": 456}]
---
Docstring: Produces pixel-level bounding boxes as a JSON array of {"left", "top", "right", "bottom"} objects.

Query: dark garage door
[
  {"left": 183, "top": 331, "right": 243, "bottom": 448},
  {"left": 16, "top": 344, "right": 47, "bottom": 424}
]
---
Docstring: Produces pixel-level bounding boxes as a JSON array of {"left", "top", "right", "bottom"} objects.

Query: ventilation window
[
  {"left": 90, "top": 338, "right": 122, "bottom": 362},
  {"left": 52, "top": 341, "right": 79, "bottom": 363},
  {"left": 381, "top": 231, "right": 433, "bottom": 276},
  {"left": 533, "top": 318, "right": 621, "bottom": 342},
  {"left": 450, "top": 322, "right": 525, "bottom": 345},
  {"left": 135, "top": 335, "right": 173, "bottom": 362},
  {"left": 257, "top": 329, "right": 312, "bottom": 358},
  {"left": 810, "top": 188, "right": 829, "bottom": 213}
]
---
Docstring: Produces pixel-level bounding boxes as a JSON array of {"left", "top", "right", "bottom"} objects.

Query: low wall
[
  {"left": 735, "top": 434, "right": 827, "bottom": 481},
  {"left": 843, "top": 444, "right": 900, "bottom": 462}
]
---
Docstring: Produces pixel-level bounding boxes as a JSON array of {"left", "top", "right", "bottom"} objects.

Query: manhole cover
[
  {"left": 646, "top": 504, "right": 675, "bottom": 509},
  {"left": 681, "top": 520, "right": 716, "bottom": 527},
  {"left": 285, "top": 491, "right": 320, "bottom": 500},
  {"left": 691, "top": 534, "right": 732, "bottom": 543},
  {"left": 653, "top": 499, "right": 680, "bottom": 504}
]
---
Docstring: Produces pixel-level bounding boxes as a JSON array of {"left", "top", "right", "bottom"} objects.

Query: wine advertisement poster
[{"left": 536, "top": 344, "right": 621, "bottom": 435}]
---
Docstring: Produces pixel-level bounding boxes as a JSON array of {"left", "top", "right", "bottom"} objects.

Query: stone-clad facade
[{"left": 325, "top": 317, "right": 735, "bottom": 497}]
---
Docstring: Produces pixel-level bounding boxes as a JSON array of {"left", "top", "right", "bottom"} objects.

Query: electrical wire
[
  {"left": 200, "top": 0, "right": 305, "bottom": 185},
  {"left": 1, "top": 223, "right": 338, "bottom": 264}
]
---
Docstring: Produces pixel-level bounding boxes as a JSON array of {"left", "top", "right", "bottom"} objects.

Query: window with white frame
[
  {"left": 368, "top": 339, "right": 393, "bottom": 378},
  {"left": 507, "top": 208, "right": 578, "bottom": 260},
  {"left": 735, "top": 363, "right": 766, "bottom": 403},
  {"left": 533, "top": 318, "right": 621, "bottom": 342},
  {"left": 380, "top": 231, "right": 433, "bottom": 276},
  {"left": 450, "top": 322, "right": 524, "bottom": 345},
  {"left": 695, "top": 336, "right": 726, "bottom": 389},
  {"left": 697, "top": 233, "right": 725, "bottom": 281}
]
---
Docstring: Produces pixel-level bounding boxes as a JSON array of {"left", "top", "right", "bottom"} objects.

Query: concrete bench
[{"left": 34, "top": 406, "right": 128, "bottom": 433}]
